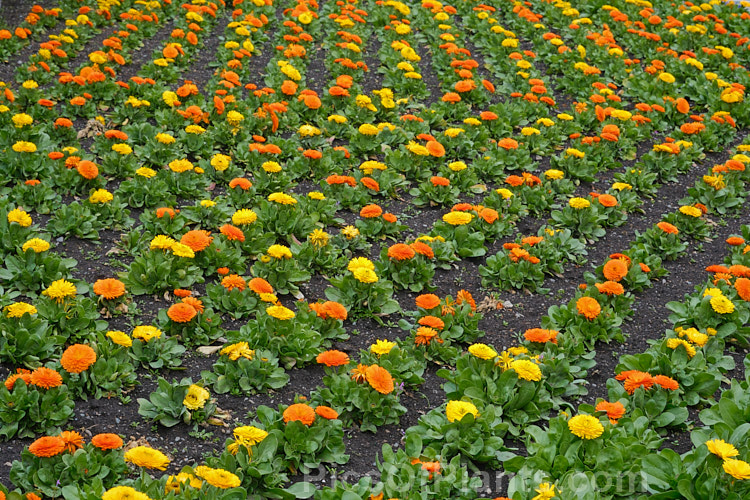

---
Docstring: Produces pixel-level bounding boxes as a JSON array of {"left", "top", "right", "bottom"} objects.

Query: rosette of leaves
[
  {"left": 667, "top": 284, "right": 749, "bottom": 334},
  {"left": 47, "top": 202, "right": 103, "bottom": 240},
  {"left": 10, "top": 441, "right": 128, "bottom": 498},
  {"left": 290, "top": 238, "right": 350, "bottom": 275},
  {"left": 549, "top": 201, "right": 607, "bottom": 243},
  {"left": 409, "top": 176, "right": 461, "bottom": 207},
  {"left": 376, "top": 245, "right": 436, "bottom": 292},
  {"left": 684, "top": 171, "right": 746, "bottom": 215},
  {"left": 201, "top": 348, "right": 289, "bottom": 395},
  {"left": 63, "top": 333, "right": 137, "bottom": 400},
  {"left": 296, "top": 302, "right": 349, "bottom": 342},
  {"left": 250, "top": 253, "right": 311, "bottom": 296},
  {"left": 129, "top": 333, "right": 185, "bottom": 370},
  {"left": 0, "top": 246, "right": 76, "bottom": 297},
  {"left": 116, "top": 174, "right": 176, "bottom": 208},
  {"left": 208, "top": 434, "right": 290, "bottom": 495},
  {"left": 325, "top": 272, "right": 400, "bottom": 319},
  {"left": 158, "top": 305, "right": 223, "bottom": 348},
  {"left": 0, "top": 379, "right": 74, "bottom": 439},
  {"left": 438, "top": 353, "right": 553, "bottom": 435},
  {"left": 138, "top": 377, "right": 216, "bottom": 428},
  {"left": 404, "top": 403, "right": 515, "bottom": 468},
  {"left": 233, "top": 313, "right": 325, "bottom": 369},
  {"left": 634, "top": 223, "right": 687, "bottom": 261},
  {"left": 121, "top": 249, "right": 204, "bottom": 295},
  {"left": 138, "top": 209, "right": 187, "bottom": 236},
  {"left": 504, "top": 413, "right": 663, "bottom": 500},
  {"left": 257, "top": 197, "right": 317, "bottom": 240},
  {"left": 480, "top": 246, "right": 549, "bottom": 294},
  {"left": 377, "top": 444, "right": 483, "bottom": 500},
  {"left": 9, "top": 180, "right": 63, "bottom": 215},
  {"left": 311, "top": 368, "right": 406, "bottom": 433},
  {"left": 36, "top": 293, "right": 107, "bottom": 344},
  {"left": 359, "top": 345, "right": 426, "bottom": 388},
  {"left": 252, "top": 404, "right": 349, "bottom": 474},
  {"left": 543, "top": 295, "right": 624, "bottom": 354},
  {"left": 0, "top": 314, "right": 62, "bottom": 367},
  {"left": 205, "top": 282, "right": 261, "bottom": 320}
]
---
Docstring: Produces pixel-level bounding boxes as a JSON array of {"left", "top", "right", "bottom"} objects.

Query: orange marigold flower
[
  {"left": 5, "top": 369, "right": 32, "bottom": 391},
  {"left": 365, "top": 365, "right": 394, "bottom": 394},
  {"left": 415, "top": 326, "right": 440, "bottom": 346},
  {"left": 383, "top": 213, "right": 397, "bottom": 223},
  {"left": 479, "top": 208, "right": 499, "bottom": 224},
  {"left": 29, "top": 436, "right": 66, "bottom": 457},
  {"left": 622, "top": 371, "right": 654, "bottom": 394},
  {"left": 220, "top": 224, "right": 245, "bottom": 242},
  {"left": 221, "top": 274, "right": 246, "bottom": 291},
  {"left": 76, "top": 160, "right": 99, "bottom": 180},
  {"left": 317, "top": 350, "right": 350, "bottom": 367},
  {"left": 91, "top": 433, "right": 124, "bottom": 450},
  {"left": 229, "top": 177, "right": 253, "bottom": 190},
  {"left": 727, "top": 236, "right": 745, "bottom": 246},
  {"left": 730, "top": 265, "right": 750, "bottom": 278},
  {"left": 173, "top": 288, "right": 192, "bottom": 298},
  {"left": 248, "top": 277, "right": 273, "bottom": 294},
  {"left": 411, "top": 241, "right": 434, "bottom": 259},
  {"left": 431, "top": 176, "right": 450, "bottom": 187},
  {"left": 30, "top": 367, "right": 62, "bottom": 389},
  {"left": 283, "top": 403, "right": 316, "bottom": 426},
  {"left": 426, "top": 141, "right": 445, "bottom": 157},
  {"left": 595, "top": 400, "right": 626, "bottom": 424},
  {"left": 156, "top": 207, "right": 176, "bottom": 218},
  {"left": 524, "top": 328, "right": 558, "bottom": 344},
  {"left": 182, "top": 296, "right": 204, "bottom": 313},
  {"left": 181, "top": 230, "right": 213, "bottom": 252},
  {"left": 416, "top": 294, "right": 441, "bottom": 310},
  {"left": 59, "top": 430, "right": 84, "bottom": 453},
  {"left": 456, "top": 290, "right": 476, "bottom": 311},
  {"left": 322, "top": 301, "right": 348, "bottom": 321},
  {"left": 595, "top": 281, "right": 625, "bottom": 295},
  {"left": 350, "top": 363, "right": 369, "bottom": 383},
  {"left": 61, "top": 344, "right": 97, "bottom": 373},
  {"left": 360, "top": 204, "right": 383, "bottom": 218},
  {"left": 497, "top": 138, "right": 519, "bottom": 150},
  {"left": 167, "top": 302, "right": 197, "bottom": 323},
  {"left": 736, "top": 278, "right": 750, "bottom": 301},
  {"left": 576, "top": 296, "right": 601, "bottom": 320},
  {"left": 418, "top": 316, "right": 445, "bottom": 330},
  {"left": 657, "top": 221, "right": 679, "bottom": 234},
  {"left": 217, "top": 267, "right": 230, "bottom": 275},
  {"left": 653, "top": 374, "right": 679, "bottom": 390},
  {"left": 603, "top": 259, "right": 628, "bottom": 282},
  {"left": 315, "top": 405, "right": 339, "bottom": 420},
  {"left": 598, "top": 194, "right": 618, "bottom": 207},
  {"left": 92, "top": 278, "right": 126, "bottom": 300},
  {"left": 388, "top": 243, "right": 416, "bottom": 261},
  {"left": 361, "top": 177, "right": 380, "bottom": 191}
]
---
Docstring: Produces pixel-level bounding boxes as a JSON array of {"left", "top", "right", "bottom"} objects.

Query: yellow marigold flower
[
  {"left": 162, "top": 91, "right": 180, "bottom": 107},
  {"left": 5, "top": 302, "right": 37, "bottom": 318},
  {"left": 371, "top": 339, "right": 397, "bottom": 356},
  {"left": 298, "top": 124, "right": 321, "bottom": 137},
  {"left": 132, "top": 326, "right": 162, "bottom": 342},
  {"left": 446, "top": 400, "right": 479, "bottom": 422},
  {"left": 308, "top": 229, "right": 330, "bottom": 248},
  {"left": 226, "top": 110, "right": 244, "bottom": 126},
  {"left": 723, "top": 459, "right": 750, "bottom": 480},
  {"left": 666, "top": 337, "right": 697, "bottom": 358},
  {"left": 568, "top": 414, "right": 604, "bottom": 439},
  {"left": 107, "top": 330, "right": 132, "bottom": 347},
  {"left": 348, "top": 257, "right": 375, "bottom": 272},
  {"left": 511, "top": 359, "right": 542, "bottom": 381},
  {"left": 171, "top": 242, "right": 195, "bottom": 258},
  {"left": 194, "top": 466, "right": 241, "bottom": 489},
  {"left": 341, "top": 225, "right": 359, "bottom": 239},
  {"left": 444, "top": 127, "right": 465, "bottom": 138},
  {"left": 185, "top": 125, "right": 205, "bottom": 135},
  {"left": 268, "top": 192, "right": 297, "bottom": 205},
  {"left": 136, "top": 167, "right": 157, "bottom": 178},
  {"left": 220, "top": 342, "right": 254, "bottom": 361},
  {"left": 267, "top": 244, "right": 292, "bottom": 259},
  {"left": 352, "top": 267, "right": 378, "bottom": 283},
  {"left": 442, "top": 211, "right": 473, "bottom": 225},
  {"left": 358, "top": 123, "right": 380, "bottom": 135},
  {"left": 328, "top": 114, "right": 347, "bottom": 124},
  {"left": 359, "top": 161, "right": 387, "bottom": 174},
  {"left": 533, "top": 482, "right": 556, "bottom": 499},
  {"left": 154, "top": 133, "right": 176, "bottom": 145},
  {"left": 124, "top": 446, "right": 170, "bottom": 471},
  {"left": 12, "top": 141, "right": 37, "bottom": 153},
  {"left": 262, "top": 161, "right": 282, "bottom": 173},
  {"left": 210, "top": 153, "right": 231, "bottom": 171},
  {"left": 112, "top": 143, "right": 132, "bottom": 155},
  {"left": 232, "top": 209, "right": 257, "bottom": 225},
  {"left": 496, "top": 188, "right": 513, "bottom": 199},
  {"left": 448, "top": 161, "right": 467, "bottom": 172},
  {"left": 22, "top": 80, "right": 38, "bottom": 89},
  {"left": 308, "top": 191, "right": 325, "bottom": 200},
  {"left": 12, "top": 113, "right": 33, "bottom": 127},
  {"left": 169, "top": 159, "right": 194, "bottom": 173},
  {"left": 102, "top": 486, "right": 152, "bottom": 500},
  {"left": 42, "top": 279, "right": 77, "bottom": 303},
  {"left": 544, "top": 169, "right": 564, "bottom": 180},
  {"left": 537, "top": 118, "right": 555, "bottom": 127},
  {"left": 89, "top": 189, "right": 113, "bottom": 204},
  {"left": 468, "top": 343, "right": 498, "bottom": 360},
  {"left": 406, "top": 141, "right": 430, "bottom": 156},
  {"left": 150, "top": 235, "right": 176, "bottom": 250},
  {"left": 463, "top": 117, "right": 481, "bottom": 126},
  {"left": 266, "top": 304, "right": 295, "bottom": 320},
  {"left": 522, "top": 127, "right": 540, "bottom": 136},
  {"left": 183, "top": 384, "right": 210, "bottom": 410},
  {"left": 679, "top": 206, "right": 702, "bottom": 217},
  {"left": 658, "top": 72, "right": 675, "bottom": 83},
  {"left": 565, "top": 148, "right": 585, "bottom": 159},
  {"left": 703, "top": 174, "right": 726, "bottom": 190},
  {"left": 706, "top": 439, "right": 739, "bottom": 459},
  {"left": 711, "top": 295, "right": 734, "bottom": 314},
  {"left": 612, "top": 182, "right": 632, "bottom": 191},
  {"left": 685, "top": 329, "right": 708, "bottom": 347},
  {"left": 569, "top": 197, "right": 591, "bottom": 209},
  {"left": 22, "top": 238, "right": 50, "bottom": 253}
]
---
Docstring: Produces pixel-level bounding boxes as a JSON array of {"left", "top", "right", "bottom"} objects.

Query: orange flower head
[
  {"left": 61, "top": 344, "right": 97, "bottom": 373},
  {"left": 220, "top": 224, "right": 245, "bottom": 242},
  {"left": 456, "top": 290, "right": 476, "bottom": 311},
  {"left": 426, "top": 141, "right": 445, "bottom": 157},
  {"left": 360, "top": 204, "right": 383, "bottom": 218},
  {"left": 76, "top": 160, "right": 99, "bottom": 180},
  {"left": 182, "top": 296, "right": 204, "bottom": 313},
  {"left": 418, "top": 315, "right": 444, "bottom": 330},
  {"left": 322, "top": 301, "right": 348, "bottom": 320},
  {"left": 657, "top": 221, "right": 679, "bottom": 234},
  {"left": 603, "top": 259, "right": 628, "bottom": 282},
  {"left": 315, "top": 405, "right": 339, "bottom": 420},
  {"left": 595, "top": 281, "right": 625, "bottom": 295},
  {"left": 350, "top": 363, "right": 369, "bottom": 383},
  {"left": 623, "top": 371, "right": 654, "bottom": 394},
  {"left": 5, "top": 370, "right": 32, "bottom": 391},
  {"left": 91, "top": 433, "right": 123, "bottom": 450},
  {"left": 416, "top": 294, "right": 441, "bottom": 310},
  {"left": 653, "top": 375, "right": 679, "bottom": 390},
  {"left": 30, "top": 367, "right": 62, "bottom": 389},
  {"left": 415, "top": 326, "right": 440, "bottom": 346},
  {"left": 524, "top": 328, "right": 558, "bottom": 344},
  {"left": 410, "top": 241, "right": 434, "bottom": 259},
  {"left": 735, "top": 278, "right": 750, "bottom": 301},
  {"left": 317, "top": 350, "right": 350, "bottom": 367},
  {"left": 180, "top": 230, "right": 213, "bottom": 252},
  {"left": 598, "top": 194, "right": 618, "bottom": 207},
  {"left": 59, "top": 430, "right": 84, "bottom": 453},
  {"left": 29, "top": 436, "right": 66, "bottom": 457},
  {"left": 595, "top": 400, "right": 626, "bottom": 424},
  {"left": 365, "top": 365, "right": 394, "bottom": 394},
  {"left": 167, "top": 302, "right": 197, "bottom": 323},
  {"left": 388, "top": 243, "right": 416, "bottom": 261},
  {"left": 221, "top": 274, "right": 246, "bottom": 291},
  {"left": 92, "top": 278, "right": 126, "bottom": 300},
  {"left": 576, "top": 296, "right": 601, "bottom": 320},
  {"left": 283, "top": 403, "right": 316, "bottom": 426}
]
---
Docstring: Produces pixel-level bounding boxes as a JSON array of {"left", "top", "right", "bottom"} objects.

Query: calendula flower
[
  {"left": 232, "top": 209, "right": 257, "bottom": 225},
  {"left": 107, "top": 330, "right": 132, "bottom": 347},
  {"left": 268, "top": 192, "right": 297, "bottom": 205},
  {"left": 12, "top": 141, "right": 37, "bottom": 153},
  {"left": 569, "top": 197, "right": 591, "bottom": 209},
  {"left": 711, "top": 295, "right": 735, "bottom": 314},
  {"left": 5, "top": 302, "right": 37, "bottom": 318},
  {"left": 220, "top": 342, "right": 254, "bottom": 361},
  {"left": 366, "top": 365, "right": 395, "bottom": 394},
  {"left": 89, "top": 189, "right": 113, "bottom": 204},
  {"left": 706, "top": 439, "right": 739, "bottom": 460},
  {"left": 723, "top": 459, "right": 750, "bottom": 480},
  {"left": 341, "top": 225, "right": 359, "bottom": 239},
  {"left": 262, "top": 161, "right": 282, "bottom": 173},
  {"left": 468, "top": 343, "right": 498, "bottom": 360},
  {"left": 132, "top": 325, "right": 162, "bottom": 342},
  {"left": 183, "top": 384, "right": 210, "bottom": 410},
  {"left": 168, "top": 159, "right": 194, "bottom": 173},
  {"left": 42, "top": 279, "right": 77, "bottom": 303},
  {"left": 446, "top": 400, "right": 479, "bottom": 422},
  {"left": 28, "top": 436, "right": 66, "bottom": 457},
  {"left": 61, "top": 344, "right": 96, "bottom": 373},
  {"left": 442, "top": 211, "right": 473, "bottom": 225},
  {"left": 22, "top": 238, "right": 50, "bottom": 253},
  {"left": 266, "top": 304, "right": 295, "bottom": 320},
  {"left": 568, "top": 414, "right": 604, "bottom": 439},
  {"left": 8, "top": 208, "right": 32, "bottom": 227},
  {"left": 171, "top": 242, "right": 195, "bottom": 258},
  {"left": 371, "top": 339, "right": 396, "bottom": 356},
  {"left": 511, "top": 359, "right": 542, "bottom": 381},
  {"left": 124, "top": 446, "right": 170, "bottom": 470}
]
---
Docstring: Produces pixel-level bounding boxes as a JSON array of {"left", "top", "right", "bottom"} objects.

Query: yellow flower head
[
  {"left": 42, "top": 279, "right": 77, "bottom": 303},
  {"left": 446, "top": 400, "right": 480, "bottom": 422},
  {"left": 568, "top": 414, "right": 604, "bottom": 439}
]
